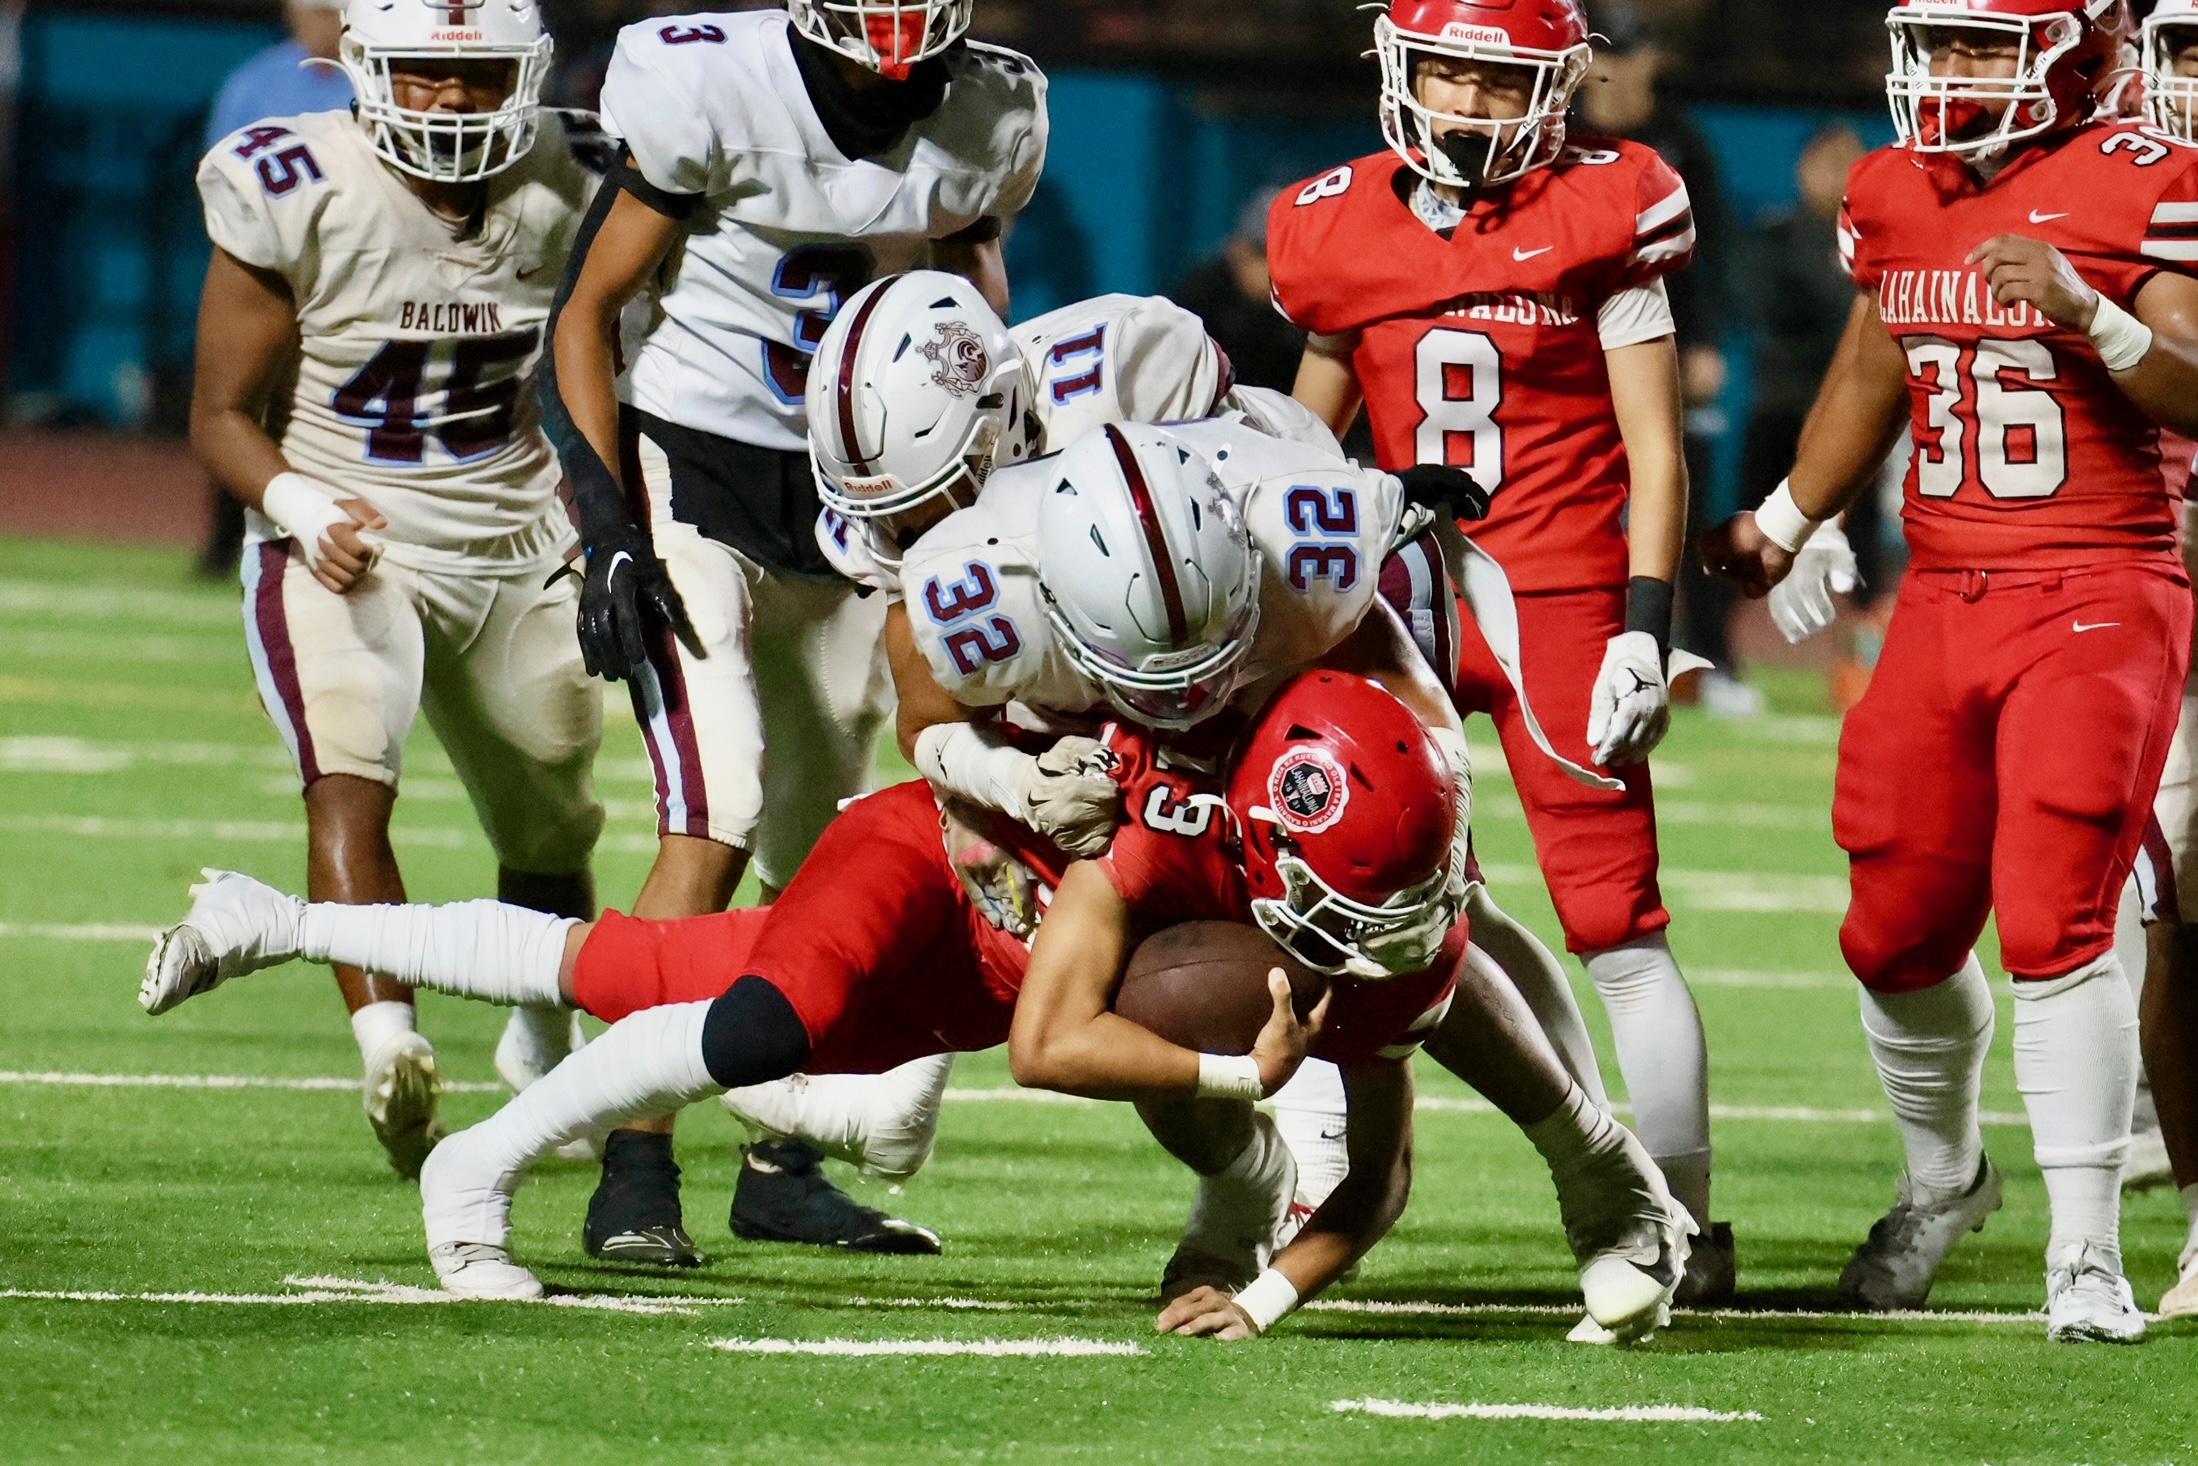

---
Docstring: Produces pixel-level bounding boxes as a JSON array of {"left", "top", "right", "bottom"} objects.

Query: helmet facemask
[
  {"left": 1375, "top": 14, "right": 1589, "bottom": 190},
  {"left": 1885, "top": 7, "right": 2088, "bottom": 159},
  {"left": 1042, "top": 587, "right": 1261, "bottom": 731},
  {"left": 1248, "top": 831, "right": 1459, "bottom": 981},
  {"left": 813, "top": 408, "right": 1008, "bottom": 571},
  {"left": 2144, "top": 14, "right": 2198, "bottom": 142},
  {"left": 787, "top": 0, "right": 974, "bottom": 80}
]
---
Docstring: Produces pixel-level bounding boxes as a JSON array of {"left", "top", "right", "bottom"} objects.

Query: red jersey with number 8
[
  {"left": 1267, "top": 141, "right": 1692, "bottom": 593},
  {"left": 1839, "top": 122, "right": 2198, "bottom": 571}
]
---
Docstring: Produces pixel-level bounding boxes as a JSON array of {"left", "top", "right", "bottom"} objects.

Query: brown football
[{"left": 1113, "top": 920, "right": 1328, "bottom": 1056}]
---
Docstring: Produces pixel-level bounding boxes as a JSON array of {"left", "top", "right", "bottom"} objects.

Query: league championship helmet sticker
[
  {"left": 920, "top": 321, "right": 990, "bottom": 398},
  {"left": 1269, "top": 747, "right": 1349, "bottom": 835}
]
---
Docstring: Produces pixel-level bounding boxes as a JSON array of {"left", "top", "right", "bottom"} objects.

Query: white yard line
[
  {"left": 847, "top": 1296, "right": 1021, "bottom": 1311},
  {"left": 1475, "top": 862, "right": 1850, "bottom": 914},
  {"left": 0, "top": 1275, "right": 742, "bottom": 1316},
  {"left": 708, "top": 1337, "right": 1146, "bottom": 1357},
  {"left": 1305, "top": 1299, "right": 2051, "bottom": 1324},
  {"left": 0, "top": 580, "right": 239, "bottom": 628},
  {"left": 0, "top": 1070, "right": 504, "bottom": 1094},
  {"left": 1333, "top": 1398, "right": 1764, "bottom": 1424},
  {"left": 0, "top": 922, "right": 162, "bottom": 942}
]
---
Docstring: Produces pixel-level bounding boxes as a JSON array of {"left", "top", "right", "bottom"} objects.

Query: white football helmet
[
  {"left": 2144, "top": 0, "right": 2198, "bottom": 140},
  {"left": 341, "top": 0, "right": 552, "bottom": 184},
  {"left": 787, "top": 0, "right": 974, "bottom": 79},
  {"left": 807, "top": 272, "right": 1035, "bottom": 570},
  {"left": 1035, "top": 423, "right": 1262, "bottom": 730}
]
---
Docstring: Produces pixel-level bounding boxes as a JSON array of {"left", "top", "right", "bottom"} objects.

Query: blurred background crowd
[{"left": 0, "top": 0, "right": 1914, "bottom": 694}]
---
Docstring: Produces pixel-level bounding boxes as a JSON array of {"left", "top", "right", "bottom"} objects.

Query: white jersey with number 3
[{"left": 198, "top": 109, "right": 595, "bottom": 573}]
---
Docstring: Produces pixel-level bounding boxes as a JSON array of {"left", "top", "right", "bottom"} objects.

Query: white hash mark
[
  {"left": 708, "top": 1337, "right": 1146, "bottom": 1357},
  {"left": 1332, "top": 1398, "right": 1764, "bottom": 1423}
]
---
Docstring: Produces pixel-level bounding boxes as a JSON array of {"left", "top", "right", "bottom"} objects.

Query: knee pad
[{"left": 700, "top": 976, "right": 812, "bottom": 1089}]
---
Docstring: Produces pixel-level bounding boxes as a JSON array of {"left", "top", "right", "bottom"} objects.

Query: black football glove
[
  {"left": 577, "top": 521, "right": 699, "bottom": 682},
  {"left": 1397, "top": 464, "right": 1493, "bottom": 522}
]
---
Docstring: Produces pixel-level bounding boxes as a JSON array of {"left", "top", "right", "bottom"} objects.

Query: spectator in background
[
  {"left": 196, "top": 0, "right": 353, "bottom": 579},
  {"left": 1167, "top": 185, "right": 1304, "bottom": 391},
  {"left": 1580, "top": 0, "right": 1754, "bottom": 713}
]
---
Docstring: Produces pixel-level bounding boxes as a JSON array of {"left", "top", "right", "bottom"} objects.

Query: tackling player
[
  {"left": 142, "top": 673, "right": 1689, "bottom": 1342},
  {"left": 538, "top": 1, "right": 1047, "bottom": 1263},
  {"left": 1702, "top": 0, "right": 2198, "bottom": 1341},
  {"left": 1264, "top": 0, "right": 1727, "bottom": 1297},
  {"left": 188, "top": 0, "right": 605, "bottom": 1177}
]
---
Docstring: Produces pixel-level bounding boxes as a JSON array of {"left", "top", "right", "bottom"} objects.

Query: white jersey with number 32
[{"left": 198, "top": 109, "right": 595, "bottom": 572}]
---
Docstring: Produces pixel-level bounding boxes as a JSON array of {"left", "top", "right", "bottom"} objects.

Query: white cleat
[
  {"left": 495, "top": 1008, "right": 599, "bottom": 1160},
  {"left": 2045, "top": 1243, "right": 2146, "bottom": 1344},
  {"left": 139, "top": 869, "right": 306, "bottom": 1016},
  {"left": 429, "top": 1241, "right": 543, "bottom": 1301},
  {"left": 1838, "top": 1159, "right": 2003, "bottom": 1311},
  {"left": 1571, "top": 1204, "right": 1693, "bottom": 1345},
  {"left": 2157, "top": 1245, "right": 2198, "bottom": 1321},
  {"left": 365, "top": 1030, "right": 443, "bottom": 1180}
]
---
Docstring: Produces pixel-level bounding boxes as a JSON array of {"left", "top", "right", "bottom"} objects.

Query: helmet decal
[
  {"left": 835, "top": 283, "right": 891, "bottom": 474},
  {"left": 1269, "top": 747, "right": 1351, "bottom": 835},
  {"left": 919, "top": 321, "right": 990, "bottom": 398},
  {"left": 1103, "top": 425, "right": 1190, "bottom": 646}
]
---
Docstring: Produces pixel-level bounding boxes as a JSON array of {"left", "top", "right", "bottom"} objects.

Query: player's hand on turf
[
  {"left": 1767, "top": 520, "right": 1859, "bottom": 645},
  {"left": 311, "top": 499, "right": 387, "bottom": 595},
  {"left": 1024, "top": 736, "right": 1122, "bottom": 857},
  {"left": 1250, "top": 967, "right": 1331, "bottom": 1098},
  {"left": 1968, "top": 234, "right": 2101, "bottom": 334},
  {"left": 1586, "top": 631, "right": 1670, "bottom": 767},
  {"left": 1155, "top": 1285, "right": 1259, "bottom": 1341},
  {"left": 1698, "top": 510, "right": 1794, "bottom": 598},
  {"left": 578, "top": 521, "right": 698, "bottom": 682},
  {"left": 1397, "top": 463, "right": 1493, "bottom": 522}
]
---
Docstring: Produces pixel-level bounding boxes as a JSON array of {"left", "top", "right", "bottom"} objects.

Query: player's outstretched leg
[
  {"left": 1467, "top": 887, "right": 1608, "bottom": 1106},
  {"left": 1137, "top": 1099, "right": 1296, "bottom": 1301}
]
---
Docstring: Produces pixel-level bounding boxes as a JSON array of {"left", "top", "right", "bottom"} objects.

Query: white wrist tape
[
  {"left": 914, "top": 722, "right": 1038, "bottom": 824},
  {"left": 1753, "top": 480, "right": 1823, "bottom": 555},
  {"left": 2087, "top": 295, "right": 2154, "bottom": 374},
  {"left": 1231, "top": 1268, "right": 1300, "bottom": 1334},
  {"left": 1195, "top": 1053, "right": 1264, "bottom": 1102},
  {"left": 260, "top": 472, "right": 351, "bottom": 568}
]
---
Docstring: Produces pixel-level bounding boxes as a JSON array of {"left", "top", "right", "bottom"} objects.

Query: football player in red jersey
[
  {"left": 141, "top": 674, "right": 1687, "bottom": 1341},
  {"left": 1703, "top": 0, "right": 2198, "bottom": 1341},
  {"left": 1266, "top": 0, "right": 1727, "bottom": 1298}
]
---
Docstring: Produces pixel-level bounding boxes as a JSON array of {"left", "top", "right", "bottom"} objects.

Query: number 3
[{"left": 660, "top": 23, "right": 726, "bottom": 44}]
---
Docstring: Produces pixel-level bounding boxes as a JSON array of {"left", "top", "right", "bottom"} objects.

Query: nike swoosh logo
[
  {"left": 2030, "top": 211, "right": 2069, "bottom": 224},
  {"left": 2072, "top": 620, "right": 2120, "bottom": 633},
  {"left": 1513, "top": 246, "right": 1555, "bottom": 261}
]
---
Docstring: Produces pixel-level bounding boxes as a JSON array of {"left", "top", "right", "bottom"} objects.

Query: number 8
[{"left": 1413, "top": 329, "right": 1504, "bottom": 491}]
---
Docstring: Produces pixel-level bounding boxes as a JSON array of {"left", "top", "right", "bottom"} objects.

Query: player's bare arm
[
  {"left": 187, "top": 248, "right": 386, "bottom": 596},
  {"left": 1968, "top": 234, "right": 2198, "bottom": 436},
  {"left": 929, "top": 231, "right": 1010, "bottom": 317},
  {"left": 1008, "top": 862, "right": 1329, "bottom": 1102},
  {"left": 551, "top": 190, "right": 682, "bottom": 490},
  {"left": 1605, "top": 336, "right": 1686, "bottom": 586},
  {"left": 886, "top": 599, "right": 980, "bottom": 758},
  {"left": 1291, "top": 330, "right": 1364, "bottom": 438},
  {"left": 1157, "top": 1059, "right": 1412, "bottom": 1340}
]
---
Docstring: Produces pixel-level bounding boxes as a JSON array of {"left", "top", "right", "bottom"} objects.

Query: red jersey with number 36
[
  {"left": 1267, "top": 141, "right": 1692, "bottom": 593},
  {"left": 1839, "top": 122, "right": 2198, "bottom": 571}
]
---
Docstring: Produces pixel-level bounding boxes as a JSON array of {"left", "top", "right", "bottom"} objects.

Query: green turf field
[{"left": 0, "top": 535, "right": 2192, "bottom": 1464}]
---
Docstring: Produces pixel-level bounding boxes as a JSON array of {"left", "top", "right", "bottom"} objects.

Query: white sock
[
  {"left": 1859, "top": 953, "right": 1994, "bottom": 1202},
  {"left": 721, "top": 1053, "right": 956, "bottom": 1181},
  {"left": 302, "top": 900, "right": 573, "bottom": 1008},
  {"left": 2013, "top": 952, "right": 2139, "bottom": 1271},
  {"left": 1467, "top": 884, "right": 1607, "bottom": 1108},
  {"left": 1269, "top": 1059, "right": 1350, "bottom": 1213},
  {"left": 1525, "top": 1081, "right": 1670, "bottom": 1260},
  {"left": 423, "top": 1000, "right": 720, "bottom": 1250},
  {"left": 2181, "top": 1183, "right": 2198, "bottom": 1270},
  {"left": 1182, "top": 1109, "right": 1295, "bottom": 1262},
  {"left": 350, "top": 1000, "right": 416, "bottom": 1063},
  {"left": 1584, "top": 932, "right": 1710, "bottom": 1221},
  {"left": 2112, "top": 879, "right": 2160, "bottom": 1134}
]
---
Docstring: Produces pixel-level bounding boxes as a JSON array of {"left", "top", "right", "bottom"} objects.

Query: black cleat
[
  {"left": 584, "top": 1128, "right": 704, "bottom": 1268},
  {"left": 729, "top": 1138, "right": 942, "bottom": 1254}
]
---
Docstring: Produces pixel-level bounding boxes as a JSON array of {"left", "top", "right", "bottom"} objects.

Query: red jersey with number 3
[
  {"left": 1839, "top": 122, "right": 2198, "bottom": 571},
  {"left": 1266, "top": 141, "right": 1693, "bottom": 593}
]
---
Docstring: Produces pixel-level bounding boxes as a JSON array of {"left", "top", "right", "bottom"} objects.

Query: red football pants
[
  {"left": 1835, "top": 562, "right": 2192, "bottom": 990},
  {"left": 572, "top": 781, "right": 1024, "bottom": 1072}
]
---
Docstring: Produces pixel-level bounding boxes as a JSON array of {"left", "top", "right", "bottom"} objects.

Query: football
[{"left": 1112, "top": 920, "right": 1327, "bottom": 1055}]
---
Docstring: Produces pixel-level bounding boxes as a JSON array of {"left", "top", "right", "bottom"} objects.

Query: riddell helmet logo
[
  {"left": 1269, "top": 748, "right": 1350, "bottom": 835},
  {"left": 431, "top": 30, "right": 488, "bottom": 41},
  {"left": 919, "top": 321, "right": 989, "bottom": 398},
  {"left": 1439, "top": 21, "right": 1513, "bottom": 43}
]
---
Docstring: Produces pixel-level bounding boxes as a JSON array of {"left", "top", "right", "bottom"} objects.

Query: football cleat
[
  {"left": 139, "top": 869, "right": 306, "bottom": 1015},
  {"left": 1838, "top": 1159, "right": 2004, "bottom": 1311},
  {"left": 429, "top": 1241, "right": 544, "bottom": 1301},
  {"left": 1160, "top": 1114, "right": 1298, "bottom": 1302},
  {"left": 364, "top": 1030, "right": 443, "bottom": 1180},
  {"left": 1571, "top": 1204, "right": 1692, "bottom": 1345},
  {"left": 2156, "top": 1245, "right": 2198, "bottom": 1321},
  {"left": 2045, "top": 1243, "right": 2146, "bottom": 1344},
  {"left": 584, "top": 1129, "right": 703, "bottom": 1268},
  {"left": 1675, "top": 1221, "right": 1737, "bottom": 1306},
  {"left": 729, "top": 1139, "right": 941, "bottom": 1254},
  {"left": 1159, "top": 1247, "right": 1259, "bottom": 1304},
  {"left": 2122, "top": 1123, "right": 2175, "bottom": 1194}
]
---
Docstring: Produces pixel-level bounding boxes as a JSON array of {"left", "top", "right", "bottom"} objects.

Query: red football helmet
[
  {"left": 1227, "top": 672, "right": 1461, "bottom": 980},
  {"left": 1885, "top": 0, "right": 2132, "bottom": 158},
  {"left": 1374, "top": 0, "right": 1593, "bottom": 190}
]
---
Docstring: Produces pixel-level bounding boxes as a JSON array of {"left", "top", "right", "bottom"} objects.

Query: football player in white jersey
[
  {"left": 187, "top": 0, "right": 604, "bottom": 1177},
  {"left": 539, "top": 3, "right": 1046, "bottom": 1263}
]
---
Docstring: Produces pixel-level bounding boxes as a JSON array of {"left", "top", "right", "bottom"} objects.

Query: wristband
[
  {"left": 1753, "top": 479, "right": 1823, "bottom": 555},
  {"left": 2087, "top": 295, "right": 2154, "bottom": 374},
  {"left": 1195, "top": 1052, "right": 1264, "bottom": 1102},
  {"left": 1625, "top": 576, "right": 1674, "bottom": 657},
  {"left": 260, "top": 472, "right": 351, "bottom": 566},
  {"left": 1231, "top": 1268, "right": 1300, "bottom": 1334}
]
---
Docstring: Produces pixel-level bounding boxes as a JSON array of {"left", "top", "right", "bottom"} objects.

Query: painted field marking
[
  {"left": 1476, "top": 863, "right": 1850, "bottom": 914},
  {"left": 847, "top": 1296, "right": 1021, "bottom": 1311},
  {"left": 0, "top": 579, "right": 239, "bottom": 628},
  {"left": 0, "top": 1070, "right": 504, "bottom": 1095},
  {"left": 0, "top": 1275, "right": 743, "bottom": 1316},
  {"left": 708, "top": 1337, "right": 1146, "bottom": 1358},
  {"left": 0, "top": 922, "right": 163, "bottom": 942},
  {"left": 1690, "top": 967, "right": 1849, "bottom": 989},
  {"left": 1333, "top": 1398, "right": 1764, "bottom": 1424},
  {"left": 1476, "top": 800, "right": 1827, "bottom": 830},
  {"left": 1306, "top": 1299, "right": 2052, "bottom": 1325}
]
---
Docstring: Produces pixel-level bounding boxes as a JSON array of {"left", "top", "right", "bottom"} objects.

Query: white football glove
[
  {"left": 1021, "top": 736, "right": 1122, "bottom": 857},
  {"left": 1767, "top": 521, "right": 1859, "bottom": 645},
  {"left": 1428, "top": 724, "right": 1476, "bottom": 907},
  {"left": 1586, "top": 631, "right": 1670, "bottom": 767},
  {"left": 260, "top": 471, "right": 360, "bottom": 578}
]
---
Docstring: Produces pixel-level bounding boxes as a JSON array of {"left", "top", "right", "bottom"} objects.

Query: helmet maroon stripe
[
  {"left": 835, "top": 286, "right": 889, "bottom": 476},
  {"left": 1104, "top": 424, "right": 1189, "bottom": 647}
]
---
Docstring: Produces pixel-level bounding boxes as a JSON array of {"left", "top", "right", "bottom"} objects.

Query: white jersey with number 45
[
  {"left": 902, "top": 413, "right": 1404, "bottom": 717},
  {"left": 198, "top": 109, "right": 595, "bottom": 574}
]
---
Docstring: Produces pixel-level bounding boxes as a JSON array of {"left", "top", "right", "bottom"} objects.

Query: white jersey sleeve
[
  {"left": 197, "top": 111, "right": 596, "bottom": 573},
  {"left": 1222, "top": 385, "right": 1346, "bottom": 456},
  {"left": 814, "top": 506, "right": 900, "bottom": 596},
  {"left": 1013, "top": 294, "right": 1230, "bottom": 449}
]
